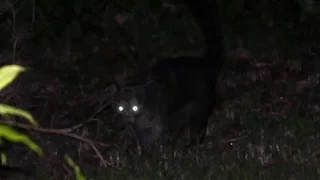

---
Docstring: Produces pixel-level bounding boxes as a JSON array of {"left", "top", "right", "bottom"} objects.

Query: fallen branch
[{"left": 0, "top": 120, "right": 112, "bottom": 167}]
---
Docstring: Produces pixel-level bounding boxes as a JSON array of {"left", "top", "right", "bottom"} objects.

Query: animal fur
[{"left": 111, "top": 0, "right": 225, "bottom": 146}]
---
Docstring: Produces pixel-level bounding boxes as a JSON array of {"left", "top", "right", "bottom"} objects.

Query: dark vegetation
[{"left": 1, "top": 0, "right": 320, "bottom": 179}]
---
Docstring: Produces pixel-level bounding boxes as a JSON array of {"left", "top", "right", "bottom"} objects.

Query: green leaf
[
  {"left": 0, "top": 152, "right": 7, "bottom": 165},
  {"left": 65, "top": 155, "right": 87, "bottom": 180},
  {"left": 0, "top": 65, "right": 26, "bottom": 91},
  {"left": 0, "top": 125, "right": 43, "bottom": 157},
  {"left": 0, "top": 104, "right": 38, "bottom": 127}
]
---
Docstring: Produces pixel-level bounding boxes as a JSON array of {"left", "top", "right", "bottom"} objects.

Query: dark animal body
[{"left": 111, "top": 0, "right": 225, "bottom": 147}]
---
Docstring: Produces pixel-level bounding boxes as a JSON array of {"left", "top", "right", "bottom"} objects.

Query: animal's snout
[{"left": 123, "top": 116, "right": 135, "bottom": 123}]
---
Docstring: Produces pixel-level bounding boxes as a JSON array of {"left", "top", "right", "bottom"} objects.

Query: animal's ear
[
  {"left": 133, "top": 86, "right": 145, "bottom": 102},
  {"left": 108, "top": 84, "right": 119, "bottom": 97},
  {"left": 108, "top": 75, "right": 121, "bottom": 97}
]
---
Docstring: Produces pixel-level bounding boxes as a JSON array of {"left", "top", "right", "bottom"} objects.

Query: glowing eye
[
  {"left": 132, "top": 105, "right": 139, "bottom": 112},
  {"left": 118, "top": 106, "right": 124, "bottom": 112}
]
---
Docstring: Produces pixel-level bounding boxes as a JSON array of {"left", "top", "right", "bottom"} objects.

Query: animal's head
[
  {"left": 112, "top": 86, "right": 145, "bottom": 124},
  {"left": 108, "top": 73, "right": 165, "bottom": 146},
  {"left": 109, "top": 83, "right": 163, "bottom": 146}
]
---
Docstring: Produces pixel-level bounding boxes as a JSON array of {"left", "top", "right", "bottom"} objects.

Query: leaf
[
  {"left": 0, "top": 65, "right": 25, "bottom": 89},
  {"left": 0, "top": 125, "right": 43, "bottom": 157},
  {"left": 0, "top": 152, "right": 7, "bottom": 165},
  {"left": 0, "top": 65, "right": 26, "bottom": 91},
  {"left": 0, "top": 104, "right": 38, "bottom": 127},
  {"left": 65, "top": 155, "right": 87, "bottom": 180}
]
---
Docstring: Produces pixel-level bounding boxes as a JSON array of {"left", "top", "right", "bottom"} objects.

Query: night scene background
[{"left": 1, "top": 0, "right": 320, "bottom": 179}]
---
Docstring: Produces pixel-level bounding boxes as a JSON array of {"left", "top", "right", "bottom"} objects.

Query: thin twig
[{"left": 0, "top": 121, "right": 111, "bottom": 167}]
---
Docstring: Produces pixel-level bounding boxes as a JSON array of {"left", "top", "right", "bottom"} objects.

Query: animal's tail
[
  {"left": 182, "top": 0, "right": 225, "bottom": 143},
  {"left": 183, "top": 0, "right": 225, "bottom": 79}
]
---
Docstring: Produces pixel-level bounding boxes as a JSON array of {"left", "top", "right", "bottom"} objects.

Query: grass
[{"left": 1, "top": 0, "right": 320, "bottom": 179}]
